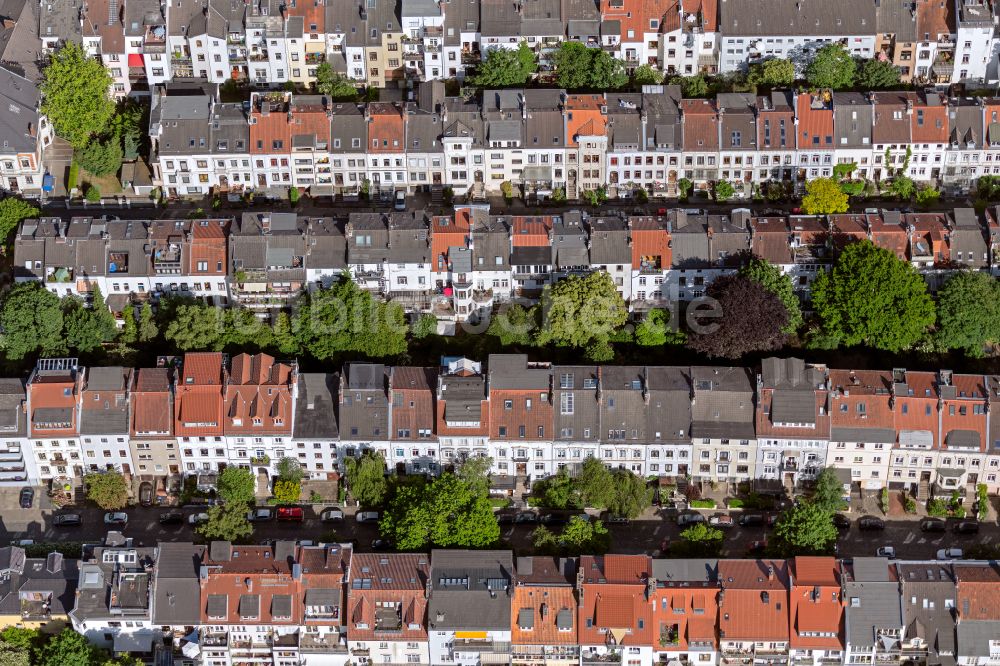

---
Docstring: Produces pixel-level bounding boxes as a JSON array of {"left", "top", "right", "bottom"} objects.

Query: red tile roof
[
  {"left": 347, "top": 553, "right": 429, "bottom": 641},
  {"left": 368, "top": 103, "right": 406, "bottom": 153},
  {"left": 789, "top": 557, "right": 843, "bottom": 649},
  {"left": 132, "top": 368, "right": 173, "bottom": 437},
  {"left": 430, "top": 211, "right": 471, "bottom": 273},
  {"left": 911, "top": 93, "right": 949, "bottom": 144},
  {"left": 512, "top": 216, "right": 554, "bottom": 247},
  {"left": 512, "top": 584, "right": 578, "bottom": 645},
  {"left": 828, "top": 370, "right": 895, "bottom": 432},
  {"left": 630, "top": 217, "right": 670, "bottom": 270},
  {"left": 751, "top": 217, "right": 794, "bottom": 264},
  {"left": 566, "top": 95, "right": 608, "bottom": 147},
  {"left": 718, "top": 560, "right": 790, "bottom": 642},
  {"left": 223, "top": 354, "right": 295, "bottom": 436},
  {"left": 796, "top": 93, "right": 834, "bottom": 150},
  {"left": 390, "top": 367, "right": 437, "bottom": 440},
  {"left": 955, "top": 564, "right": 1000, "bottom": 620},
  {"left": 681, "top": 99, "right": 719, "bottom": 151}
]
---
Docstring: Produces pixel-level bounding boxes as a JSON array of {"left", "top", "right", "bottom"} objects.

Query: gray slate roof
[{"left": 429, "top": 549, "right": 513, "bottom": 630}]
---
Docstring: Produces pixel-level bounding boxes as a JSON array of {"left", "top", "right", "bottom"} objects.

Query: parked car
[
  {"left": 394, "top": 190, "right": 406, "bottom": 211},
  {"left": 246, "top": 508, "right": 274, "bottom": 522},
  {"left": 876, "top": 546, "right": 896, "bottom": 558},
  {"left": 954, "top": 520, "right": 980, "bottom": 535},
  {"left": 920, "top": 518, "right": 947, "bottom": 533},
  {"left": 371, "top": 538, "right": 393, "bottom": 551},
  {"left": 604, "top": 514, "right": 630, "bottom": 525},
  {"left": 104, "top": 512, "right": 128, "bottom": 526},
  {"left": 188, "top": 512, "right": 209, "bottom": 525},
  {"left": 858, "top": 516, "right": 885, "bottom": 531},
  {"left": 159, "top": 511, "right": 184, "bottom": 525},
  {"left": 497, "top": 512, "right": 516, "bottom": 525},
  {"left": 677, "top": 512, "right": 706, "bottom": 527},
  {"left": 766, "top": 513, "right": 780, "bottom": 527},
  {"left": 738, "top": 513, "right": 765, "bottom": 528},
  {"left": 833, "top": 513, "right": 851, "bottom": 530},
  {"left": 937, "top": 548, "right": 964, "bottom": 560},
  {"left": 276, "top": 506, "right": 304, "bottom": 522},
  {"left": 18, "top": 487, "right": 33, "bottom": 509},
  {"left": 356, "top": 511, "right": 380, "bottom": 523},
  {"left": 708, "top": 514, "right": 734, "bottom": 529},
  {"left": 747, "top": 539, "right": 767, "bottom": 555},
  {"left": 515, "top": 511, "right": 539, "bottom": 524},
  {"left": 139, "top": 482, "right": 154, "bottom": 507},
  {"left": 320, "top": 508, "right": 345, "bottom": 523},
  {"left": 53, "top": 513, "right": 82, "bottom": 527},
  {"left": 539, "top": 513, "right": 569, "bottom": 526}
]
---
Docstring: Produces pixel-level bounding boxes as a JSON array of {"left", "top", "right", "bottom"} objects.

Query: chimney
[{"left": 767, "top": 565, "right": 775, "bottom": 581}]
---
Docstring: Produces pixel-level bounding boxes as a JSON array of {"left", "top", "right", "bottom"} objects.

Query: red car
[{"left": 276, "top": 506, "right": 304, "bottom": 522}]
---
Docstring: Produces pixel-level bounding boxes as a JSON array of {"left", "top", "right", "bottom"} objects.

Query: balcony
[
  {"left": 305, "top": 52, "right": 325, "bottom": 65},
  {"left": 374, "top": 606, "right": 402, "bottom": 632},
  {"left": 201, "top": 632, "right": 228, "bottom": 647},
  {"left": 171, "top": 51, "right": 190, "bottom": 62},
  {"left": 453, "top": 640, "right": 511, "bottom": 654},
  {"left": 250, "top": 455, "right": 270, "bottom": 466},
  {"left": 472, "top": 288, "right": 494, "bottom": 303},
  {"left": 249, "top": 52, "right": 269, "bottom": 62},
  {"left": 582, "top": 652, "right": 622, "bottom": 665},
  {"left": 781, "top": 460, "right": 798, "bottom": 471},
  {"left": 299, "top": 633, "right": 347, "bottom": 652}
]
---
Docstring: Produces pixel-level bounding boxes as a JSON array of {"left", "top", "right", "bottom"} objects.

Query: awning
[
  {"left": 128, "top": 53, "right": 144, "bottom": 67},
  {"left": 935, "top": 467, "right": 965, "bottom": 479},
  {"left": 454, "top": 631, "right": 487, "bottom": 639}
]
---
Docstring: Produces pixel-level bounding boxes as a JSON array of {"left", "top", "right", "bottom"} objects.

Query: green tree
[
  {"left": 120, "top": 304, "right": 137, "bottom": 344},
  {"left": 137, "top": 302, "right": 158, "bottom": 342},
  {"left": 84, "top": 472, "right": 129, "bottom": 510},
  {"left": 344, "top": 450, "right": 388, "bottom": 508},
  {"left": 805, "top": 43, "right": 856, "bottom": 90},
  {"left": 935, "top": 271, "right": 1000, "bottom": 356},
  {"left": 272, "top": 479, "right": 301, "bottom": 504},
  {"left": 887, "top": 175, "right": 915, "bottom": 200},
  {"left": 811, "top": 468, "right": 847, "bottom": 512},
  {"left": 832, "top": 162, "right": 857, "bottom": 179},
  {"left": 217, "top": 466, "right": 256, "bottom": 505},
  {"left": 536, "top": 271, "right": 628, "bottom": 350},
  {"left": 739, "top": 257, "right": 803, "bottom": 333},
  {"left": 675, "top": 523, "right": 725, "bottom": 557},
  {"left": 577, "top": 457, "right": 615, "bottom": 509},
  {"left": 589, "top": 50, "right": 628, "bottom": 89},
  {"left": 634, "top": 309, "right": 685, "bottom": 346},
  {"left": 487, "top": 303, "right": 538, "bottom": 346},
  {"left": 223, "top": 307, "right": 273, "bottom": 350},
  {"left": 632, "top": 64, "right": 663, "bottom": 87},
  {"left": 472, "top": 43, "right": 537, "bottom": 87},
  {"left": 109, "top": 98, "right": 144, "bottom": 160},
  {"left": 560, "top": 516, "right": 611, "bottom": 554},
  {"left": 0, "top": 198, "right": 38, "bottom": 244},
  {"left": 916, "top": 185, "right": 941, "bottom": 208},
  {"left": 773, "top": 502, "right": 839, "bottom": 555},
  {"left": 802, "top": 177, "right": 849, "bottom": 215},
  {"left": 33, "top": 628, "right": 97, "bottom": 666},
  {"left": 314, "top": 62, "right": 359, "bottom": 99},
  {"left": 381, "top": 472, "right": 500, "bottom": 550},
  {"left": 748, "top": 58, "right": 795, "bottom": 87},
  {"left": 410, "top": 313, "right": 438, "bottom": 339},
  {"left": 294, "top": 278, "right": 407, "bottom": 360},
  {"left": 164, "top": 302, "right": 226, "bottom": 351},
  {"left": 713, "top": 180, "right": 735, "bottom": 201},
  {"left": 669, "top": 74, "right": 709, "bottom": 97},
  {"left": 85, "top": 185, "right": 101, "bottom": 203},
  {"left": 277, "top": 456, "right": 305, "bottom": 483},
  {"left": 0, "top": 628, "right": 38, "bottom": 650},
  {"left": 607, "top": 469, "right": 653, "bottom": 519},
  {"left": 457, "top": 455, "right": 493, "bottom": 497},
  {"left": 534, "top": 468, "right": 581, "bottom": 509},
  {"left": 197, "top": 502, "right": 254, "bottom": 542},
  {"left": 76, "top": 139, "right": 124, "bottom": 176},
  {"left": 554, "top": 42, "right": 595, "bottom": 89},
  {"left": 63, "top": 299, "right": 112, "bottom": 353},
  {"left": 811, "top": 240, "right": 935, "bottom": 351},
  {"left": 271, "top": 312, "right": 300, "bottom": 354},
  {"left": 0, "top": 282, "right": 64, "bottom": 360},
  {"left": 0, "top": 641, "right": 31, "bottom": 666},
  {"left": 41, "top": 43, "right": 114, "bottom": 149},
  {"left": 856, "top": 58, "right": 901, "bottom": 89}
]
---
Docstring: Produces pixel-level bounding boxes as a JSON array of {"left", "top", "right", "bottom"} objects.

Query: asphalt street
[{"left": 2, "top": 491, "right": 997, "bottom": 559}]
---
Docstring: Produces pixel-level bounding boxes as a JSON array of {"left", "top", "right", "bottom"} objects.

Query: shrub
[
  {"left": 927, "top": 498, "right": 948, "bottom": 517},
  {"left": 977, "top": 484, "right": 989, "bottom": 518},
  {"left": 903, "top": 496, "right": 917, "bottom": 514},
  {"left": 289, "top": 186, "right": 300, "bottom": 205},
  {"left": 726, "top": 498, "right": 745, "bottom": 508},
  {"left": 272, "top": 479, "right": 301, "bottom": 504},
  {"left": 879, "top": 487, "right": 889, "bottom": 513},
  {"left": 67, "top": 161, "right": 80, "bottom": 194},
  {"left": 84, "top": 185, "right": 101, "bottom": 202},
  {"left": 689, "top": 499, "right": 717, "bottom": 509}
]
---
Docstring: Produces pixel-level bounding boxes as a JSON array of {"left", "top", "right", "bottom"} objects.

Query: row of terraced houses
[
  {"left": 3, "top": 353, "right": 1000, "bottom": 505},
  {"left": 10, "top": 205, "right": 1000, "bottom": 321},
  {"left": 19, "top": 0, "right": 1000, "bottom": 94},
  {"left": 41, "top": 543, "right": 1000, "bottom": 666},
  {"left": 143, "top": 84, "right": 1000, "bottom": 201}
]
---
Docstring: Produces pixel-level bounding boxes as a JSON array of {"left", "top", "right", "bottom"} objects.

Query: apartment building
[
  {"left": 130, "top": 366, "right": 181, "bottom": 484},
  {"left": 689, "top": 366, "right": 756, "bottom": 486},
  {"left": 825, "top": 370, "right": 895, "bottom": 492},
  {"left": 346, "top": 553, "right": 431, "bottom": 664},
  {"left": 175, "top": 352, "right": 227, "bottom": 475},
  {"left": 0, "top": 379, "right": 35, "bottom": 486},
  {"left": 427, "top": 549, "right": 514, "bottom": 665},
  {"left": 0, "top": 67, "right": 53, "bottom": 197},
  {"left": 64, "top": 540, "right": 1000, "bottom": 666}
]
